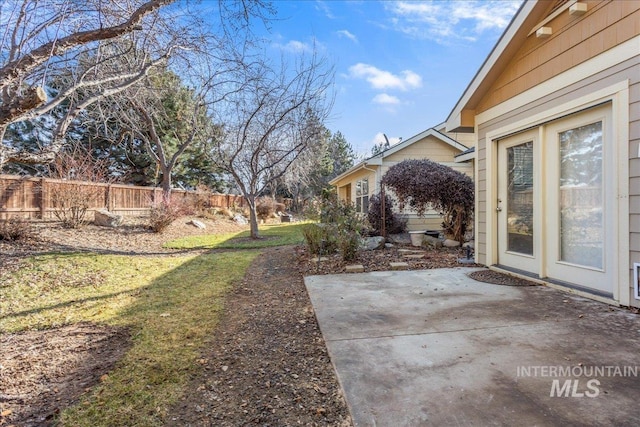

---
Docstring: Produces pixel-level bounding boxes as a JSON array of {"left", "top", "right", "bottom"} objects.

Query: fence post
[
  {"left": 39, "top": 177, "right": 46, "bottom": 219},
  {"left": 106, "top": 184, "right": 112, "bottom": 211}
]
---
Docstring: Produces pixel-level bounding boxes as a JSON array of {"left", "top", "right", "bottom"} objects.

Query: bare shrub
[
  {"left": 219, "top": 207, "right": 234, "bottom": 219},
  {"left": 193, "top": 185, "right": 213, "bottom": 214},
  {"left": 147, "top": 196, "right": 196, "bottom": 233},
  {"left": 0, "top": 217, "right": 33, "bottom": 241},
  {"left": 256, "top": 198, "right": 286, "bottom": 221},
  {"left": 148, "top": 203, "right": 183, "bottom": 233},
  {"left": 48, "top": 148, "right": 111, "bottom": 228}
]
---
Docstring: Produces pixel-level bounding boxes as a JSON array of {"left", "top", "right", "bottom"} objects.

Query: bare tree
[
  {"left": 210, "top": 51, "right": 334, "bottom": 238},
  {"left": 0, "top": 0, "right": 173, "bottom": 167},
  {"left": 79, "top": 1, "right": 271, "bottom": 204},
  {"left": 116, "top": 70, "right": 213, "bottom": 204}
]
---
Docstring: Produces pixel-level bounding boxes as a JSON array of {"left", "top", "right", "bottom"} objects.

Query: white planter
[{"left": 408, "top": 231, "right": 425, "bottom": 247}]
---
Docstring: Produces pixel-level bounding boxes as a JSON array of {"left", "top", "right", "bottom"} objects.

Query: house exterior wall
[
  {"left": 477, "top": 0, "right": 640, "bottom": 115},
  {"left": 474, "top": 27, "right": 639, "bottom": 306},
  {"left": 332, "top": 167, "right": 378, "bottom": 208},
  {"left": 382, "top": 137, "right": 473, "bottom": 232},
  {"left": 332, "top": 135, "right": 473, "bottom": 232}
]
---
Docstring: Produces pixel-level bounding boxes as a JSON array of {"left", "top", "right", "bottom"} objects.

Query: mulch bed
[
  {"left": 0, "top": 324, "right": 130, "bottom": 427},
  {"left": 467, "top": 269, "right": 539, "bottom": 287}
]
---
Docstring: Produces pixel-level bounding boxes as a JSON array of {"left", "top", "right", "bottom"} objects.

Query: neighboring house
[
  {"left": 330, "top": 125, "right": 473, "bottom": 231},
  {"left": 447, "top": 0, "right": 640, "bottom": 307}
]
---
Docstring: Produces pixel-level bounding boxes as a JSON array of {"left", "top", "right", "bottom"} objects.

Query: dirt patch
[
  {"left": 0, "top": 323, "right": 130, "bottom": 427},
  {"left": 467, "top": 269, "right": 538, "bottom": 286}
]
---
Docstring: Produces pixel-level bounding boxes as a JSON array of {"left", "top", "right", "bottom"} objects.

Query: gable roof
[
  {"left": 445, "top": 0, "right": 551, "bottom": 132},
  {"left": 329, "top": 127, "right": 468, "bottom": 185}
]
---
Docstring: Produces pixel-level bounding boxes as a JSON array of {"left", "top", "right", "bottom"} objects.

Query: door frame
[
  {"left": 482, "top": 81, "right": 629, "bottom": 304},
  {"left": 496, "top": 129, "right": 539, "bottom": 275},
  {"left": 543, "top": 105, "right": 614, "bottom": 295}
]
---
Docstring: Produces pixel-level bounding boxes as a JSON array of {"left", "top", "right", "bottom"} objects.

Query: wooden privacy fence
[{"left": 0, "top": 174, "right": 246, "bottom": 219}]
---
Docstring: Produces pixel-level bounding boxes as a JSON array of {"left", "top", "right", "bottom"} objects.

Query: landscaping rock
[
  {"left": 443, "top": 239, "right": 461, "bottom": 248},
  {"left": 188, "top": 219, "right": 206, "bottom": 229},
  {"left": 462, "top": 241, "right": 474, "bottom": 249},
  {"left": 422, "top": 235, "right": 443, "bottom": 249},
  {"left": 233, "top": 215, "right": 248, "bottom": 225},
  {"left": 345, "top": 264, "right": 365, "bottom": 273},
  {"left": 389, "top": 262, "right": 409, "bottom": 270},
  {"left": 385, "top": 243, "right": 394, "bottom": 248},
  {"left": 94, "top": 209, "right": 123, "bottom": 228},
  {"left": 361, "top": 236, "right": 385, "bottom": 251},
  {"left": 388, "top": 233, "right": 411, "bottom": 245}
]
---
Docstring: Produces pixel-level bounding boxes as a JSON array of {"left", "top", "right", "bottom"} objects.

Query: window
[{"left": 355, "top": 178, "right": 369, "bottom": 214}]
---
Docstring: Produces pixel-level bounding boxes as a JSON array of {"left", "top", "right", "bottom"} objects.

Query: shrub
[
  {"left": 219, "top": 207, "right": 234, "bottom": 219},
  {"left": 0, "top": 217, "right": 33, "bottom": 241},
  {"left": 256, "top": 198, "right": 287, "bottom": 221},
  {"left": 148, "top": 201, "right": 187, "bottom": 233},
  {"left": 48, "top": 147, "right": 111, "bottom": 228},
  {"left": 381, "top": 159, "right": 474, "bottom": 243},
  {"left": 367, "top": 193, "right": 407, "bottom": 236},
  {"left": 192, "top": 184, "right": 213, "bottom": 214},
  {"left": 301, "top": 223, "right": 336, "bottom": 255},
  {"left": 308, "top": 193, "right": 367, "bottom": 261},
  {"left": 337, "top": 228, "right": 360, "bottom": 262}
]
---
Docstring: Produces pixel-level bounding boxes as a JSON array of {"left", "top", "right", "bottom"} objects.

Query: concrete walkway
[{"left": 304, "top": 268, "right": 640, "bottom": 427}]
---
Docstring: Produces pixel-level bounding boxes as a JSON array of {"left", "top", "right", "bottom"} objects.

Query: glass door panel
[
  {"left": 558, "top": 122, "right": 603, "bottom": 269},
  {"left": 507, "top": 141, "right": 534, "bottom": 255}
]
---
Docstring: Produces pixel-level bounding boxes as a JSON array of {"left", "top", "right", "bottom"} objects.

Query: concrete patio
[{"left": 304, "top": 268, "right": 640, "bottom": 426}]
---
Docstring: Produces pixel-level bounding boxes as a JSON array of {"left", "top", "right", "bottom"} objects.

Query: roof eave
[{"left": 445, "top": 0, "right": 537, "bottom": 133}]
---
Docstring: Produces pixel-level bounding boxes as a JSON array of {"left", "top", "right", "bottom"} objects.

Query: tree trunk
[
  {"left": 247, "top": 196, "right": 260, "bottom": 239},
  {"left": 161, "top": 166, "right": 172, "bottom": 205}
]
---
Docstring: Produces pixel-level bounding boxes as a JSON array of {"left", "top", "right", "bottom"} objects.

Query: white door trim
[{"left": 483, "top": 80, "right": 630, "bottom": 304}]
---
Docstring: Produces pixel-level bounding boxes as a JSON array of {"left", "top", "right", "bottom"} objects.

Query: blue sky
[{"left": 259, "top": 0, "right": 523, "bottom": 156}]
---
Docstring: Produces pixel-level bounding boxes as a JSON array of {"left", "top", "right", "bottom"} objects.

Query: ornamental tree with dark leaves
[{"left": 381, "top": 159, "right": 473, "bottom": 243}]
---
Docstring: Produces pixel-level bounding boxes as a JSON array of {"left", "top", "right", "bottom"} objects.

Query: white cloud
[
  {"left": 372, "top": 93, "right": 400, "bottom": 105},
  {"left": 275, "top": 40, "right": 312, "bottom": 53},
  {"left": 315, "top": 0, "right": 335, "bottom": 19},
  {"left": 348, "top": 63, "right": 422, "bottom": 91},
  {"left": 385, "top": 0, "right": 522, "bottom": 43},
  {"left": 337, "top": 29, "right": 358, "bottom": 43}
]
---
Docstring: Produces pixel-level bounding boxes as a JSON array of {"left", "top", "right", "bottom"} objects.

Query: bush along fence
[{"left": 0, "top": 174, "right": 246, "bottom": 220}]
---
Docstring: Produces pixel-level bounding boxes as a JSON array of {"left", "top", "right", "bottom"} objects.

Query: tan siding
[
  {"left": 630, "top": 196, "right": 640, "bottom": 215},
  {"left": 384, "top": 137, "right": 458, "bottom": 163},
  {"left": 630, "top": 214, "right": 640, "bottom": 231},
  {"left": 482, "top": 58, "right": 639, "bottom": 136},
  {"left": 477, "top": 1, "right": 640, "bottom": 113},
  {"left": 333, "top": 169, "right": 376, "bottom": 205},
  {"left": 630, "top": 233, "right": 640, "bottom": 252},
  {"left": 629, "top": 159, "right": 640, "bottom": 180},
  {"left": 404, "top": 216, "right": 444, "bottom": 232}
]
